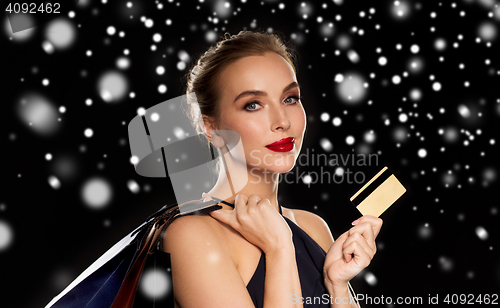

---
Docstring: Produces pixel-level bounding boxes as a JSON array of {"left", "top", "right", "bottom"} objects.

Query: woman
[{"left": 163, "top": 30, "right": 383, "bottom": 308}]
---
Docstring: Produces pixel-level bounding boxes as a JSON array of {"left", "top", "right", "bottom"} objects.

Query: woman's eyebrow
[{"left": 233, "top": 81, "right": 300, "bottom": 104}]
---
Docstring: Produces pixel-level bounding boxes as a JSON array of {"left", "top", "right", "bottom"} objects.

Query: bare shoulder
[
  {"left": 285, "top": 208, "right": 334, "bottom": 253},
  {"left": 161, "top": 213, "right": 255, "bottom": 307},
  {"left": 163, "top": 213, "right": 226, "bottom": 254}
]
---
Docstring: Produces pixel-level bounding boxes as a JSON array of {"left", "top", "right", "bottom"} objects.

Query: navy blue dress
[{"left": 245, "top": 204, "right": 331, "bottom": 308}]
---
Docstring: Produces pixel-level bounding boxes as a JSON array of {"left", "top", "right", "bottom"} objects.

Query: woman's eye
[
  {"left": 244, "top": 96, "right": 302, "bottom": 112},
  {"left": 244, "top": 102, "right": 261, "bottom": 111},
  {"left": 284, "top": 95, "right": 301, "bottom": 104}
]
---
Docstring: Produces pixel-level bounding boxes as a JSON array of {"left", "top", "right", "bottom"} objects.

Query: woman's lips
[{"left": 265, "top": 137, "right": 295, "bottom": 152}]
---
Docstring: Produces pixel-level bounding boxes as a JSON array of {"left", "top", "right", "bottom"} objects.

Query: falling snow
[{"left": 2, "top": 0, "right": 499, "bottom": 306}]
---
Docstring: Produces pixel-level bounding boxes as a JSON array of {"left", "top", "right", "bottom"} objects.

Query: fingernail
[{"left": 351, "top": 219, "right": 360, "bottom": 226}]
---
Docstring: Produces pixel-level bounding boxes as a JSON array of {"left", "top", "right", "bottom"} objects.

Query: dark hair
[{"left": 183, "top": 30, "right": 298, "bottom": 140}]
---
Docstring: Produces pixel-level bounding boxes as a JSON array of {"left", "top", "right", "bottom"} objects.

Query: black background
[{"left": 1, "top": 0, "right": 499, "bottom": 307}]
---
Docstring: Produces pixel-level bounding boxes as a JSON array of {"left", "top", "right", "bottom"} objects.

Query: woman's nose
[{"left": 270, "top": 104, "right": 291, "bottom": 131}]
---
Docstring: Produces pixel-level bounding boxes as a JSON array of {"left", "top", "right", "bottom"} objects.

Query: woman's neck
[
  {"left": 206, "top": 146, "right": 279, "bottom": 211},
  {"left": 204, "top": 152, "right": 281, "bottom": 212}
]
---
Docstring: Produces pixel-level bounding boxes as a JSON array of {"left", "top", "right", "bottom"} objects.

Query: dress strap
[
  {"left": 209, "top": 196, "right": 235, "bottom": 208},
  {"left": 206, "top": 196, "right": 283, "bottom": 215}
]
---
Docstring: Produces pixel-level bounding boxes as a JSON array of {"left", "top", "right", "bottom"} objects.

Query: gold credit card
[{"left": 350, "top": 167, "right": 406, "bottom": 217}]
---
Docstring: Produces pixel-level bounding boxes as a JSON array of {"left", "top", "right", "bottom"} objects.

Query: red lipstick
[{"left": 265, "top": 137, "right": 295, "bottom": 152}]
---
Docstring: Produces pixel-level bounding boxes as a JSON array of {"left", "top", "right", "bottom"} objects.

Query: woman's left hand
[{"left": 323, "top": 215, "right": 383, "bottom": 288}]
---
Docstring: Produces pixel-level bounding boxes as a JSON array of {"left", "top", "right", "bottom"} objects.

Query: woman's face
[{"left": 213, "top": 51, "right": 307, "bottom": 175}]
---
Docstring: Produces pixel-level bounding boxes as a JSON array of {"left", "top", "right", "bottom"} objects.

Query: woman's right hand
[{"left": 209, "top": 194, "right": 293, "bottom": 254}]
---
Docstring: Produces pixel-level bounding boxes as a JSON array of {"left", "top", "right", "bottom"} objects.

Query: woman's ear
[
  {"left": 210, "top": 130, "right": 226, "bottom": 148},
  {"left": 199, "top": 115, "right": 213, "bottom": 139},
  {"left": 200, "top": 115, "right": 225, "bottom": 148}
]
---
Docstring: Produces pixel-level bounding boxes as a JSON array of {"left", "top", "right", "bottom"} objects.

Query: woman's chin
[
  {"left": 275, "top": 164, "right": 297, "bottom": 174},
  {"left": 249, "top": 165, "right": 296, "bottom": 174}
]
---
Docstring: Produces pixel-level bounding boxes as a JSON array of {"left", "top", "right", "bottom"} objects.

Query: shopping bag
[{"left": 45, "top": 199, "right": 224, "bottom": 308}]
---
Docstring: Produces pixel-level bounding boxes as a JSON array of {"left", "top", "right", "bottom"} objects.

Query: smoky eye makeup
[{"left": 243, "top": 94, "right": 302, "bottom": 112}]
